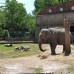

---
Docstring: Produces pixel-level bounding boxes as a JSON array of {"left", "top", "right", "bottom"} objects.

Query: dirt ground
[{"left": 0, "top": 44, "right": 74, "bottom": 74}]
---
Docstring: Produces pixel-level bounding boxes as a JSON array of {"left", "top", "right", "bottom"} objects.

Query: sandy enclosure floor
[{"left": 0, "top": 45, "right": 74, "bottom": 74}]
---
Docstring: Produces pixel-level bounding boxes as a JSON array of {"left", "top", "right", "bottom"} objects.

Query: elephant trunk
[{"left": 38, "top": 39, "right": 46, "bottom": 52}]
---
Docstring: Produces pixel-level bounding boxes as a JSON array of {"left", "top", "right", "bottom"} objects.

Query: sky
[
  {"left": 0, "top": 0, "right": 35, "bottom": 14},
  {"left": 17, "top": 0, "right": 35, "bottom": 14}
]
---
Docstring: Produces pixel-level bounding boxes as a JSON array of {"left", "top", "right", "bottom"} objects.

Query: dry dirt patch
[
  {"left": 0, "top": 45, "right": 74, "bottom": 73},
  {"left": 0, "top": 56, "right": 69, "bottom": 74}
]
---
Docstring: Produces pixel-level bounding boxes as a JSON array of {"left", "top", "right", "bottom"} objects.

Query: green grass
[
  {"left": 34, "top": 67, "right": 43, "bottom": 73},
  {"left": 67, "top": 65, "right": 74, "bottom": 72},
  {"left": 0, "top": 43, "right": 40, "bottom": 58}
]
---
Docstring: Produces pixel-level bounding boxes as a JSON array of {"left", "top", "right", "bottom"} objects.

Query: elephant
[{"left": 38, "top": 27, "right": 71, "bottom": 56}]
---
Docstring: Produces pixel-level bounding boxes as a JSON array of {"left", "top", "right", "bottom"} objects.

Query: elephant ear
[{"left": 49, "top": 29, "right": 55, "bottom": 40}]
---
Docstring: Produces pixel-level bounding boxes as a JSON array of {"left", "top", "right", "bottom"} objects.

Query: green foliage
[
  {"left": 2, "top": 30, "right": 10, "bottom": 40},
  {"left": 34, "top": 67, "right": 43, "bottom": 73},
  {"left": 34, "top": 0, "right": 45, "bottom": 15},
  {"left": 0, "top": 9, "right": 6, "bottom": 29},
  {"left": 0, "top": 0, "right": 36, "bottom": 38},
  {"left": 58, "top": 0, "right": 72, "bottom": 3},
  {"left": 26, "top": 14, "right": 36, "bottom": 37},
  {"left": 0, "top": 28, "right": 3, "bottom": 37},
  {"left": 67, "top": 65, "right": 74, "bottom": 72},
  {"left": 5, "top": 0, "right": 27, "bottom": 31}
]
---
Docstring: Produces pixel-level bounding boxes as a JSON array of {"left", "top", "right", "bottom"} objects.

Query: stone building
[{"left": 35, "top": 1, "right": 74, "bottom": 42}]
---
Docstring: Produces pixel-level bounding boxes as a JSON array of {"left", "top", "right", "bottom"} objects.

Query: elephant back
[{"left": 49, "top": 27, "right": 65, "bottom": 33}]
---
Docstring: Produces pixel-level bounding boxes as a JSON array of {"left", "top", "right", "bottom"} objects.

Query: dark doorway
[
  {"left": 70, "top": 26, "right": 74, "bottom": 44},
  {"left": 70, "top": 26, "right": 74, "bottom": 32}
]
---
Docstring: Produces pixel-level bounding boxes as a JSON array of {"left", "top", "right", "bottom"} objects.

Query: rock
[
  {"left": 22, "top": 46, "right": 30, "bottom": 51},
  {"left": 4, "top": 44, "right": 13, "bottom": 47},
  {"left": 15, "top": 46, "right": 30, "bottom": 51},
  {"left": 15, "top": 47, "right": 20, "bottom": 51}
]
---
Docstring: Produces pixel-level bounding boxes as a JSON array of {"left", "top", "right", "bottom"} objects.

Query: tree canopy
[
  {"left": 5, "top": 0, "right": 27, "bottom": 31},
  {"left": 0, "top": 0, "right": 36, "bottom": 38}
]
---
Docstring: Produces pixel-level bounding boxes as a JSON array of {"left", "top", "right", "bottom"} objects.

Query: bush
[
  {"left": 2, "top": 30, "right": 10, "bottom": 40},
  {"left": 0, "top": 28, "right": 3, "bottom": 37},
  {"left": 24, "top": 32, "right": 30, "bottom": 38}
]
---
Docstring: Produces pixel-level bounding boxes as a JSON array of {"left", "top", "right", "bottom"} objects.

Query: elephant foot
[
  {"left": 64, "top": 51, "right": 71, "bottom": 56},
  {"left": 51, "top": 52, "right": 56, "bottom": 55},
  {"left": 62, "top": 49, "right": 65, "bottom": 53},
  {"left": 62, "top": 51, "right": 64, "bottom": 53}
]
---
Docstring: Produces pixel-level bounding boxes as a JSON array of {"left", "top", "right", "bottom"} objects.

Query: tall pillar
[{"left": 64, "top": 19, "right": 71, "bottom": 56}]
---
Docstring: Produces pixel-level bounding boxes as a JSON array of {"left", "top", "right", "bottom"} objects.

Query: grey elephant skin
[{"left": 38, "top": 27, "right": 71, "bottom": 56}]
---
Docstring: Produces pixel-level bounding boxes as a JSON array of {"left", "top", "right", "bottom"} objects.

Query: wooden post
[{"left": 64, "top": 19, "right": 71, "bottom": 56}]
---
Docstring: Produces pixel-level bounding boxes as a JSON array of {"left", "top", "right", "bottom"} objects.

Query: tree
[
  {"left": 26, "top": 14, "right": 36, "bottom": 37},
  {"left": 58, "top": 0, "right": 73, "bottom": 3},
  {"left": 0, "top": 9, "right": 5, "bottom": 28},
  {"left": 0, "top": 6, "right": 6, "bottom": 37},
  {"left": 2, "top": 30, "right": 10, "bottom": 40},
  {"left": 5, "top": 0, "right": 27, "bottom": 36},
  {"left": 33, "top": 0, "right": 45, "bottom": 15},
  {"left": 0, "top": 0, "right": 36, "bottom": 39}
]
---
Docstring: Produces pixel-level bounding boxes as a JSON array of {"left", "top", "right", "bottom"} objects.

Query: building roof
[{"left": 39, "top": 1, "right": 74, "bottom": 15}]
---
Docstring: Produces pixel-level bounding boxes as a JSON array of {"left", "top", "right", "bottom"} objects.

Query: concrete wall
[{"left": 35, "top": 12, "right": 74, "bottom": 41}]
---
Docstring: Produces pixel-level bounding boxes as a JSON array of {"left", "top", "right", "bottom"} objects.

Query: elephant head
[{"left": 38, "top": 29, "right": 52, "bottom": 52}]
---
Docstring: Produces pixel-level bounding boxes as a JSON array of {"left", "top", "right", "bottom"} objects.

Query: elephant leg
[{"left": 50, "top": 43, "right": 57, "bottom": 55}]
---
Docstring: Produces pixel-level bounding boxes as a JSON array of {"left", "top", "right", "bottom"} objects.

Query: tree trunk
[{"left": 64, "top": 19, "right": 71, "bottom": 56}]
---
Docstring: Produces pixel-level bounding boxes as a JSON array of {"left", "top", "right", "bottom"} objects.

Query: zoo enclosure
[{"left": 35, "top": 1, "right": 74, "bottom": 42}]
